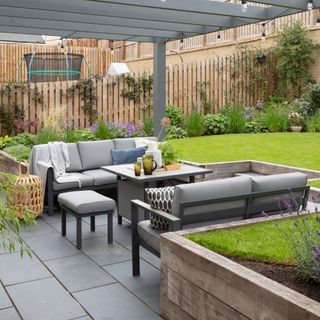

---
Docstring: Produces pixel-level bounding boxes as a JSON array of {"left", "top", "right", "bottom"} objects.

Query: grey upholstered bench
[{"left": 58, "top": 191, "right": 116, "bottom": 249}]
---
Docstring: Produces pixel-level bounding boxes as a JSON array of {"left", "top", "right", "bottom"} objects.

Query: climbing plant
[
  {"left": 121, "top": 72, "right": 153, "bottom": 114},
  {"left": 274, "top": 21, "right": 319, "bottom": 97},
  {"left": 0, "top": 83, "right": 43, "bottom": 135},
  {"left": 226, "top": 46, "right": 278, "bottom": 104},
  {"left": 67, "top": 79, "right": 98, "bottom": 125}
]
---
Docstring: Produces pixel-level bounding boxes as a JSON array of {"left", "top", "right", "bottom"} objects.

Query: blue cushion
[{"left": 112, "top": 147, "right": 146, "bottom": 165}]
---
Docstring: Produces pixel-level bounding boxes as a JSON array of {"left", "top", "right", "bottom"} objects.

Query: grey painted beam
[
  {"left": 1, "top": 0, "right": 263, "bottom": 29},
  {"left": 0, "top": 27, "right": 155, "bottom": 42},
  {"left": 0, "top": 6, "right": 217, "bottom": 34},
  {"left": 0, "top": 16, "right": 183, "bottom": 39},
  {"left": 153, "top": 41, "right": 166, "bottom": 140},
  {"left": 250, "top": 0, "right": 320, "bottom": 10}
]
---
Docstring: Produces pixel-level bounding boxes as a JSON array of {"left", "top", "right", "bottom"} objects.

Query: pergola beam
[{"left": 249, "top": 0, "right": 320, "bottom": 10}]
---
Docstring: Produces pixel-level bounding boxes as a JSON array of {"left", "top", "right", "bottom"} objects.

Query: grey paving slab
[
  {"left": 19, "top": 219, "right": 56, "bottom": 239},
  {"left": 40, "top": 212, "right": 73, "bottom": 227},
  {"left": 24, "top": 233, "right": 80, "bottom": 261},
  {"left": 0, "top": 252, "right": 51, "bottom": 286},
  {"left": 0, "top": 307, "right": 21, "bottom": 320},
  {"left": 98, "top": 223, "right": 132, "bottom": 247},
  {"left": 83, "top": 215, "right": 107, "bottom": 226},
  {"left": 50, "top": 219, "right": 105, "bottom": 242},
  {"left": 45, "top": 255, "right": 116, "bottom": 293},
  {"left": 126, "top": 245, "right": 160, "bottom": 270},
  {"left": 80, "top": 237, "right": 131, "bottom": 266},
  {"left": 0, "top": 283, "right": 12, "bottom": 309},
  {"left": 7, "top": 278, "right": 86, "bottom": 320},
  {"left": 105, "top": 260, "right": 160, "bottom": 313},
  {"left": 72, "top": 316, "right": 92, "bottom": 320},
  {"left": 74, "top": 283, "right": 160, "bottom": 320}
]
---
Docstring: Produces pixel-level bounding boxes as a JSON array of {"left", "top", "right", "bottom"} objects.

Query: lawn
[
  {"left": 170, "top": 133, "right": 320, "bottom": 170},
  {"left": 186, "top": 217, "right": 304, "bottom": 264},
  {"left": 309, "top": 180, "right": 320, "bottom": 188}
]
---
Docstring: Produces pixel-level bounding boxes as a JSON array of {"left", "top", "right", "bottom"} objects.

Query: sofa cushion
[
  {"left": 78, "top": 140, "right": 114, "bottom": 170},
  {"left": 111, "top": 147, "right": 146, "bottom": 165},
  {"left": 145, "top": 186, "right": 175, "bottom": 230},
  {"left": 53, "top": 172, "right": 94, "bottom": 191},
  {"left": 58, "top": 190, "right": 116, "bottom": 214},
  {"left": 250, "top": 172, "right": 308, "bottom": 212},
  {"left": 135, "top": 137, "right": 158, "bottom": 148},
  {"left": 171, "top": 176, "right": 252, "bottom": 223},
  {"left": 113, "top": 138, "right": 136, "bottom": 150},
  {"left": 137, "top": 220, "right": 165, "bottom": 253},
  {"left": 82, "top": 169, "right": 117, "bottom": 186},
  {"left": 66, "top": 143, "right": 83, "bottom": 172}
]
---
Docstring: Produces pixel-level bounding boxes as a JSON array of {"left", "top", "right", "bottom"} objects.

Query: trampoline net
[{"left": 24, "top": 52, "right": 84, "bottom": 82}]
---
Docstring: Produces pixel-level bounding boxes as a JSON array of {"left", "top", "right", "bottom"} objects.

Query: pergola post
[{"left": 153, "top": 40, "right": 166, "bottom": 140}]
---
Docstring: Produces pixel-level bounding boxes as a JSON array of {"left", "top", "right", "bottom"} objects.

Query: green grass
[
  {"left": 187, "top": 218, "right": 298, "bottom": 264},
  {"left": 170, "top": 133, "right": 320, "bottom": 170},
  {"left": 309, "top": 180, "right": 320, "bottom": 188}
]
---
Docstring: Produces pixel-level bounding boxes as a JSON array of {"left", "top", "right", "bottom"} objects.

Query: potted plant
[
  {"left": 159, "top": 142, "right": 180, "bottom": 170},
  {"left": 288, "top": 112, "right": 304, "bottom": 132}
]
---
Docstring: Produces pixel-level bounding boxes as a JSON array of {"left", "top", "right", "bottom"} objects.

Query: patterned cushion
[{"left": 145, "top": 187, "right": 175, "bottom": 230}]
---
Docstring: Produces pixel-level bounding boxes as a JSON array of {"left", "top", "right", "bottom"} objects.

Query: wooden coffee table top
[{"left": 101, "top": 163, "right": 212, "bottom": 183}]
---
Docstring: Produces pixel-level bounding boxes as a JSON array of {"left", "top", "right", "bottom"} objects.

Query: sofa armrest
[
  {"left": 37, "top": 161, "right": 53, "bottom": 171},
  {"left": 131, "top": 199, "right": 181, "bottom": 231}
]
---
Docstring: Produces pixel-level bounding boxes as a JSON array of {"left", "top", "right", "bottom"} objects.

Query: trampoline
[{"left": 19, "top": 52, "right": 89, "bottom": 82}]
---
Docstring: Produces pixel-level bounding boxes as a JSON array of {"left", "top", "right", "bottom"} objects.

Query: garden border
[{"left": 160, "top": 214, "right": 320, "bottom": 320}]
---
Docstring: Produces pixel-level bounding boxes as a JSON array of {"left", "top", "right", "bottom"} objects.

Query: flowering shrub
[
  {"left": 267, "top": 195, "right": 320, "bottom": 283},
  {"left": 91, "top": 121, "right": 143, "bottom": 139},
  {"left": 288, "top": 112, "right": 304, "bottom": 126}
]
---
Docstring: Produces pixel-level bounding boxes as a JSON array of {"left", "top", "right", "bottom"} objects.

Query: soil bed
[{"left": 231, "top": 256, "right": 320, "bottom": 303}]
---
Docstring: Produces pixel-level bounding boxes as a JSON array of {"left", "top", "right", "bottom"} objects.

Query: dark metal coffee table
[{"left": 101, "top": 164, "right": 212, "bottom": 224}]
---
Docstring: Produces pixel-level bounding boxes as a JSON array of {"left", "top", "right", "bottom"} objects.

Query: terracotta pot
[{"left": 290, "top": 126, "right": 302, "bottom": 132}]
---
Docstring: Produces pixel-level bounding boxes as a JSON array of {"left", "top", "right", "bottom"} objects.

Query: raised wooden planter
[{"left": 160, "top": 215, "right": 320, "bottom": 320}]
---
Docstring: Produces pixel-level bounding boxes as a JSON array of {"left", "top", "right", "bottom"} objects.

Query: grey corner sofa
[
  {"left": 29, "top": 137, "right": 156, "bottom": 216},
  {"left": 131, "top": 172, "right": 310, "bottom": 276}
]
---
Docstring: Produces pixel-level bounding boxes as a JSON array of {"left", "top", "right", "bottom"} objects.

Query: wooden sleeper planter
[{"left": 160, "top": 215, "right": 320, "bottom": 320}]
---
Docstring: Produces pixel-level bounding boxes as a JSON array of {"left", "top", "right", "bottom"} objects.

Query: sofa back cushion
[
  {"left": 112, "top": 146, "right": 146, "bottom": 165},
  {"left": 250, "top": 172, "right": 308, "bottom": 213},
  {"left": 172, "top": 176, "right": 252, "bottom": 224},
  {"left": 66, "top": 143, "right": 83, "bottom": 172},
  {"left": 113, "top": 138, "right": 136, "bottom": 150},
  {"left": 78, "top": 140, "right": 114, "bottom": 170}
]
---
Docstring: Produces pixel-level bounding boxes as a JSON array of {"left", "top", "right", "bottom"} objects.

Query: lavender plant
[{"left": 270, "top": 194, "right": 320, "bottom": 283}]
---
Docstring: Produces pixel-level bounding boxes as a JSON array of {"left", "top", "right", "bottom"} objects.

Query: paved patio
[{"left": 0, "top": 211, "right": 162, "bottom": 320}]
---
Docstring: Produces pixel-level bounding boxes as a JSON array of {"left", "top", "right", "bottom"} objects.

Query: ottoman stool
[{"left": 58, "top": 191, "right": 116, "bottom": 250}]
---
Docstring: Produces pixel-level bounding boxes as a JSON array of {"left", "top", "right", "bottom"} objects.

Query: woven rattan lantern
[{"left": 14, "top": 162, "right": 44, "bottom": 217}]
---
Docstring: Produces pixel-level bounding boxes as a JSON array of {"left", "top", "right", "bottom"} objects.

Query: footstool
[{"left": 58, "top": 191, "right": 116, "bottom": 250}]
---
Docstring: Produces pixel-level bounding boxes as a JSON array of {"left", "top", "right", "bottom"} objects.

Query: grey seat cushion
[
  {"left": 172, "top": 176, "right": 252, "bottom": 222},
  {"left": 137, "top": 220, "right": 165, "bottom": 253},
  {"left": 250, "top": 172, "right": 308, "bottom": 212},
  {"left": 53, "top": 173, "right": 94, "bottom": 191},
  {"left": 82, "top": 169, "right": 117, "bottom": 186},
  {"left": 113, "top": 138, "right": 136, "bottom": 150},
  {"left": 78, "top": 140, "right": 114, "bottom": 170},
  {"left": 66, "top": 143, "right": 83, "bottom": 172},
  {"left": 58, "top": 190, "right": 116, "bottom": 214}
]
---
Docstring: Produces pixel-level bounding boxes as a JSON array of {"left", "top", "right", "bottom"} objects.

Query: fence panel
[{"left": 0, "top": 52, "right": 278, "bottom": 135}]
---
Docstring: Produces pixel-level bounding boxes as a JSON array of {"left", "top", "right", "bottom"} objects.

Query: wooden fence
[{"left": 0, "top": 51, "right": 278, "bottom": 135}]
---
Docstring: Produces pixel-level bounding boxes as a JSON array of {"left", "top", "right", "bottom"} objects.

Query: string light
[
  {"left": 261, "top": 23, "right": 266, "bottom": 41},
  {"left": 307, "top": 0, "right": 314, "bottom": 11},
  {"left": 179, "top": 38, "right": 184, "bottom": 51},
  {"left": 241, "top": 0, "right": 248, "bottom": 13},
  {"left": 217, "top": 27, "right": 222, "bottom": 40}
]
